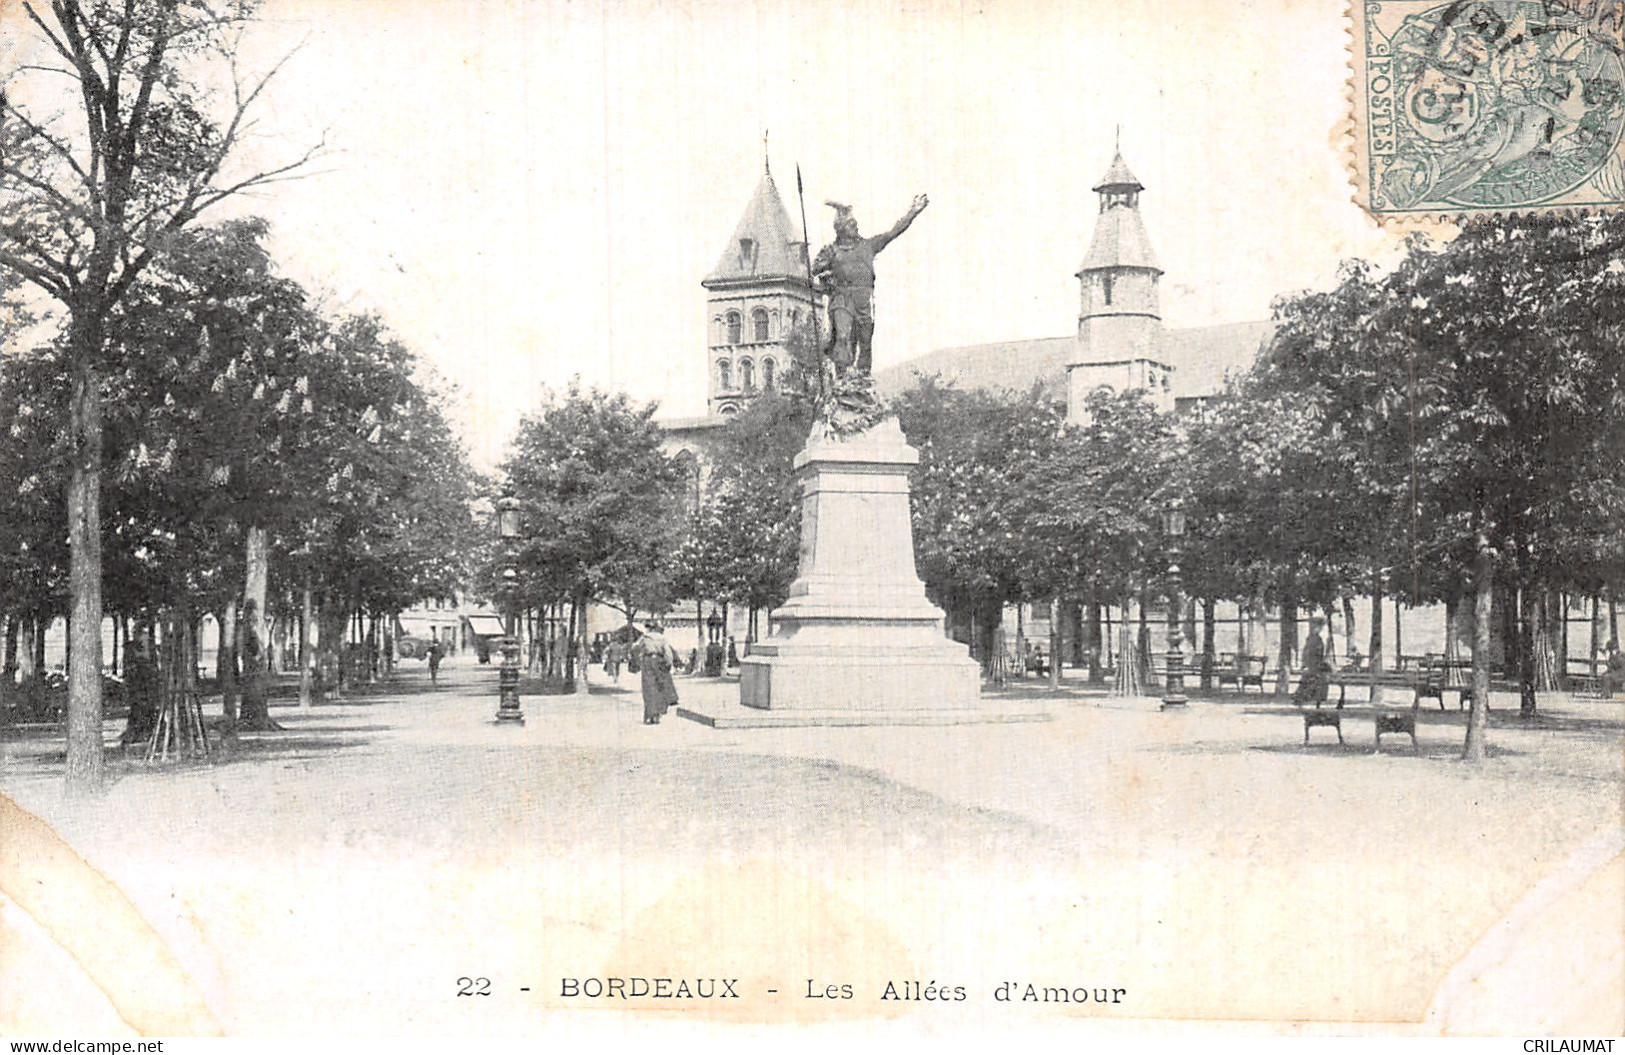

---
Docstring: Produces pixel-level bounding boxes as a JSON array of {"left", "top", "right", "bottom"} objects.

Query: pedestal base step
[{"left": 675, "top": 702, "right": 1051, "bottom": 729}]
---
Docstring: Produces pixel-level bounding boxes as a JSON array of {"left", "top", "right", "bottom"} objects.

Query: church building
[
  {"left": 659, "top": 161, "right": 811, "bottom": 454},
  {"left": 876, "top": 148, "right": 1271, "bottom": 418},
  {"left": 699, "top": 162, "right": 814, "bottom": 417}
]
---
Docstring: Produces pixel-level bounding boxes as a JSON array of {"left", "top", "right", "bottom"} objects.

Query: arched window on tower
[
  {"left": 752, "top": 308, "right": 770, "bottom": 342},
  {"left": 1102, "top": 274, "right": 1114, "bottom": 306},
  {"left": 740, "top": 357, "right": 756, "bottom": 393},
  {"left": 727, "top": 312, "right": 742, "bottom": 345},
  {"left": 762, "top": 358, "right": 777, "bottom": 391},
  {"left": 717, "top": 359, "right": 732, "bottom": 392}
]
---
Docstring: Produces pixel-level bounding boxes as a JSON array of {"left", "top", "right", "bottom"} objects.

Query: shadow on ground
[{"left": 1242, "top": 741, "right": 1528, "bottom": 761}]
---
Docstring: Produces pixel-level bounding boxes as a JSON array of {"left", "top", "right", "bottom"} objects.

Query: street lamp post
[
  {"left": 1161, "top": 501, "right": 1188, "bottom": 710},
  {"left": 704, "top": 607, "right": 725, "bottom": 677},
  {"left": 495, "top": 491, "right": 524, "bottom": 725}
]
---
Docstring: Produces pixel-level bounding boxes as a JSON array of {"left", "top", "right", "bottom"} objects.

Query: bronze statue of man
[{"left": 811, "top": 194, "right": 928, "bottom": 376}]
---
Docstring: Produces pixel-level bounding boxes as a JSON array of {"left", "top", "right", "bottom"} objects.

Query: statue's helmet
[{"left": 825, "top": 200, "right": 858, "bottom": 236}]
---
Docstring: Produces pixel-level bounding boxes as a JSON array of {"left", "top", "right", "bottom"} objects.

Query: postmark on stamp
[{"left": 1352, "top": 0, "right": 1625, "bottom": 217}]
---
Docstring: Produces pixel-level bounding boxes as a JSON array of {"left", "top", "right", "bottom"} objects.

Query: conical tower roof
[
  {"left": 704, "top": 170, "right": 806, "bottom": 286},
  {"left": 1092, "top": 151, "right": 1144, "bottom": 193},
  {"left": 1079, "top": 151, "right": 1159, "bottom": 274}
]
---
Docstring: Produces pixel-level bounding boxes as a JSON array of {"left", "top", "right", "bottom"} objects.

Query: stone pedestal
[{"left": 738, "top": 417, "right": 980, "bottom": 713}]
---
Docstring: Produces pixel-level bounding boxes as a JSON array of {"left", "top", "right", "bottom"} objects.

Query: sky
[{"left": 9, "top": 0, "right": 1411, "bottom": 468}]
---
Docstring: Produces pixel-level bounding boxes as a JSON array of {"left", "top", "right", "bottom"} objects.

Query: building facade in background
[{"left": 876, "top": 148, "right": 1271, "bottom": 417}]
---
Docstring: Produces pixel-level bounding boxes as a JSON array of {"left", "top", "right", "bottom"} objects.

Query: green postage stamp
[{"left": 1353, "top": 0, "right": 1625, "bottom": 216}]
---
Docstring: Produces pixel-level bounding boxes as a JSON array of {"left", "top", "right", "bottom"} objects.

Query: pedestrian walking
[
  {"left": 427, "top": 639, "right": 443, "bottom": 682},
  {"left": 1293, "top": 616, "right": 1332, "bottom": 708},
  {"left": 604, "top": 639, "right": 623, "bottom": 683},
  {"left": 638, "top": 621, "right": 680, "bottom": 725}
]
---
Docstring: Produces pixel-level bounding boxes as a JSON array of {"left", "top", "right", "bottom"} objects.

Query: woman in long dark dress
[
  {"left": 1293, "top": 616, "right": 1331, "bottom": 708},
  {"left": 638, "top": 621, "right": 679, "bottom": 724}
]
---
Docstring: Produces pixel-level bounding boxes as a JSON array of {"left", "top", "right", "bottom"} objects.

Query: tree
[
  {"left": 684, "top": 390, "right": 815, "bottom": 639},
  {"left": 1198, "top": 262, "right": 1411, "bottom": 693},
  {"left": 2, "top": 0, "right": 319, "bottom": 791},
  {"left": 502, "top": 384, "right": 687, "bottom": 693},
  {"left": 1027, "top": 388, "right": 1181, "bottom": 685},
  {"left": 1388, "top": 214, "right": 1625, "bottom": 752},
  {"left": 892, "top": 378, "right": 1057, "bottom": 666}
]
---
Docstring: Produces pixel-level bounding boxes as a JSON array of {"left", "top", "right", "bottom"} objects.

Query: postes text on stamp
[{"left": 1353, "top": 0, "right": 1625, "bottom": 217}]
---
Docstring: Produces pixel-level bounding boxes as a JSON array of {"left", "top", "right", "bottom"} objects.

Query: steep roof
[
  {"left": 1078, "top": 205, "right": 1160, "bottom": 273},
  {"left": 703, "top": 171, "right": 807, "bottom": 286},
  {"left": 874, "top": 321, "right": 1274, "bottom": 403},
  {"left": 1079, "top": 150, "right": 1159, "bottom": 273},
  {"left": 1092, "top": 151, "right": 1144, "bottom": 193}
]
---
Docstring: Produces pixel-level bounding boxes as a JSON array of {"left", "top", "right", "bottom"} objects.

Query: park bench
[
  {"left": 1326, "top": 669, "right": 1415, "bottom": 706},
  {"left": 1568, "top": 671, "right": 1603, "bottom": 697},
  {"left": 1372, "top": 695, "right": 1421, "bottom": 753},
  {"left": 1219, "top": 654, "right": 1266, "bottom": 693},
  {"left": 1301, "top": 707, "right": 1344, "bottom": 745},
  {"left": 1564, "top": 657, "right": 1612, "bottom": 698},
  {"left": 1414, "top": 660, "right": 1465, "bottom": 710}
]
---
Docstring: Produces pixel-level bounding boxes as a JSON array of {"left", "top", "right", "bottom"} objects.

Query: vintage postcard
[{"left": 1, "top": 0, "right": 1621, "bottom": 1044}]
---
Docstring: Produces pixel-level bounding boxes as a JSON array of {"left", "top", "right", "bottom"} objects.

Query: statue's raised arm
[{"left": 872, "top": 194, "right": 929, "bottom": 252}]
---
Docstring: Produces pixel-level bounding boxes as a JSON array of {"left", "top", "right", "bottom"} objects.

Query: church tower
[
  {"left": 701, "top": 162, "right": 815, "bottom": 417},
  {"left": 1067, "top": 149, "right": 1171, "bottom": 422}
]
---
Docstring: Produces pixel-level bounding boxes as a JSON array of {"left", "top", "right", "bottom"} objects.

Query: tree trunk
[
  {"left": 214, "top": 606, "right": 235, "bottom": 721},
  {"left": 1519, "top": 583, "right": 1538, "bottom": 716},
  {"left": 65, "top": 348, "right": 106, "bottom": 794},
  {"left": 575, "top": 594, "right": 591, "bottom": 695},
  {"left": 238, "top": 526, "right": 272, "bottom": 727},
  {"left": 1464, "top": 531, "right": 1493, "bottom": 762},
  {"left": 1590, "top": 594, "right": 1602, "bottom": 676},
  {"left": 2, "top": 616, "right": 17, "bottom": 689},
  {"left": 1393, "top": 595, "right": 1403, "bottom": 668},
  {"left": 382, "top": 612, "right": 395, "bottom": 675},
  {"left": 325, "top": 599, "right": 347, "bottom": 699},
  {"left": 1137, "top": 588, "right": 1150, "bottom": 685},
  {"left": 1015, "top": 603, "right": 1026, "bottom": 678},
  {"left": 364, "top": 611, "right": 379, "bottom": 683},
  {"left": 1275, "top": 600, "right": 1297, "bottom": 696},
  {"left": 1553, "top": 591, "right": 1568, "bottom": 688},
  {"left": 244, "top": 526, "right": 269, "bottom": 629},
  {"left": 298, "top": 574, "right": 315, "bottom": 711},
  {"left": 1342, "top": 596, "right": 1357, "bottom": 662},
  {"left": 1086, "top": 600, "right": 1103, "bottom": 683},
  {"left": 1048, "top": 597, "right": 1062, "bottom": 690},
  {"left": 31, "top": 614, "right": 47, "bottom": 680},
  {"left": 1502, "top": 582, "right": 1521, "bottom": 679},
  {"left": 1369, "top": 577, "right": 1386, "bottom": 705},
  {"left": 1201, "top": 599, "right": 1216, "bottom": 690}
]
